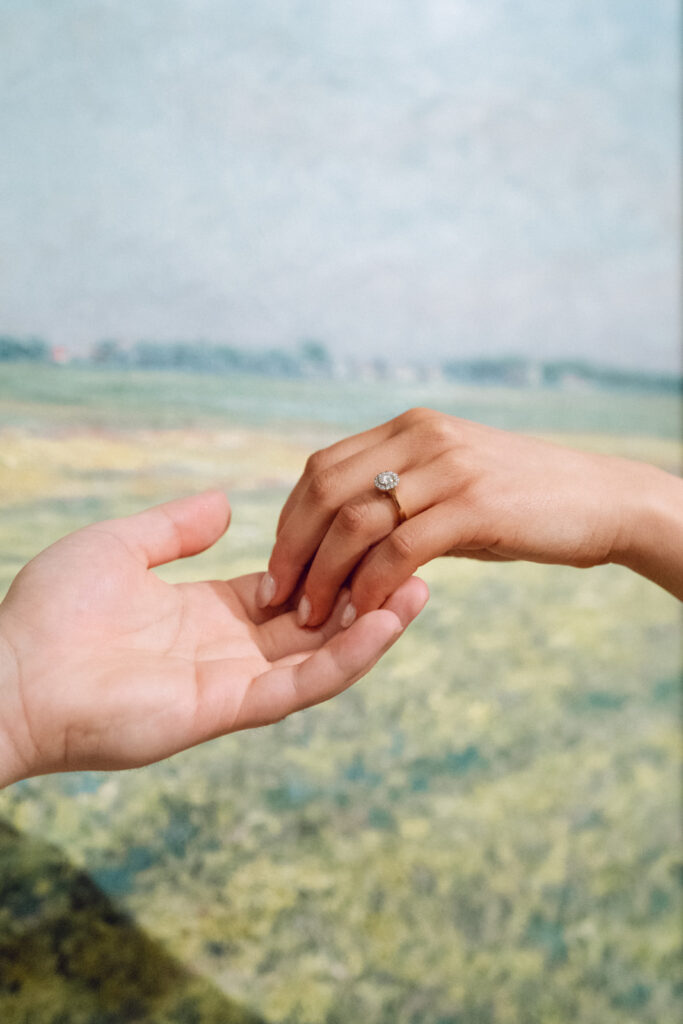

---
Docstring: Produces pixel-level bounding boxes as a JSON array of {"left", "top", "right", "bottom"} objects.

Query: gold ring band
[{"left": 387, "top": 488, "right": 407, "bottom": 524}]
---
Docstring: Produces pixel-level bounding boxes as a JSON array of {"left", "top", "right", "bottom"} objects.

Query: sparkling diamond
[{"left": 374, "top": 471, "right": 399, "bottom": 491}]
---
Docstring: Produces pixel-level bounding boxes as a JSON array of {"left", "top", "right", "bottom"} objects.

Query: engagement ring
[{"left": 374, "top": 471, "right": 407, "bottom": 523}]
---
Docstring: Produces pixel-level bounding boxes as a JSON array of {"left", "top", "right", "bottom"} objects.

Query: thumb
[{"left": 104, "top": 490, "right": 231, "bottom": 568}]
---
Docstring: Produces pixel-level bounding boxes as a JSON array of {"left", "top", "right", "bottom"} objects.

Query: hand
[
  {"left": 0, "top": 492, "right": 428, "bottom": 786},
  {"left": 259, "top": 407, "right": 683, "bottom": 626}
]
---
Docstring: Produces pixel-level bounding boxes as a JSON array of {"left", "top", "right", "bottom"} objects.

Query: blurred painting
[{"left": 0, "top": 2, "right": 680, "bottom": 1022}]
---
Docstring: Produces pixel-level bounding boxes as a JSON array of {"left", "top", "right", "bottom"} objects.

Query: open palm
[{"left": 0, "top": 492, "right": 427, "bottom": 784}]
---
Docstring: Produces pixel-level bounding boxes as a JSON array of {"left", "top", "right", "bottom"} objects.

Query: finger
[
  {"left": 350, "top": 500, "right": 479, "bottom": 614},
  {"left": 380, "top": 573, "right": 430, "bottom": 627},
  {"left": 276, "top": 576, "right": 428, "bottom": 714},
  {"left": 256, "top": 588, "right": 355, "bottom": 662},
  {"left": 275, "top": 418, "right": 398, "bottom": 537},
  {"left": 301, "top": 459, "right": 454, "bottom": 627},
  {"left": 235, "top": 579, "right": 426, "bottom": 729},
  {"left": 223, "top": 572, "right": 311, "bottom": 634},
  {"left": 444, "top": 548, "right": 518, "bottom": 562},
  {"left": 225, "top": 572, "right": 294, "bottom": 624},
  {"left": 185, "top": 576, "right": 428, "bottom": 744},
  {"left": 261, "top": 575, "right": 430, "bottom": 668},
  {"left": 262, "top": 575, "right": 430, "bottom": 665},
  {"left": 102, "top": 490, "right": 231, "bottom": 568},
  {"left": 264, "top": 435, "right": 417, "bottom": 608}
]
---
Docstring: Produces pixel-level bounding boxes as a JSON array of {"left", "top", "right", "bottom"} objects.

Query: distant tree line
[
  {"left": 90, "top": 338, "right": 332, "bottom": 377},
  {"left": 0, "top": 334, "right": 679, "bottom": 393},
  {"left": 442, "top": 356, "right": 682, "bottom": 394},
  {"left": 0, "top": 335, "right": 49, "bottom": 362}
]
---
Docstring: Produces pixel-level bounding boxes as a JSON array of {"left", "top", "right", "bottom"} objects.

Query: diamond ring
[{"left": 374, "top": 471, "right": 407, "bottom": 523}]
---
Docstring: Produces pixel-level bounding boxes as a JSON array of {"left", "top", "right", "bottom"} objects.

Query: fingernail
[
  {"left": 256, "top": 572, "right": 276, "bottom": 608},
  {"left": 297, "top": 594, "right": 311, "bottom": 627},
  {"left": 340, "top": 601, "right": 357, "bottom": 629}
]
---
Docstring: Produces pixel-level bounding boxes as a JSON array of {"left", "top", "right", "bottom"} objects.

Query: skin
[
  {"left": 0, "top": 490, "right": 429, "bottom": 787},
  {"left": 260, "top": 407, "right": 683, "bottom": 627}
]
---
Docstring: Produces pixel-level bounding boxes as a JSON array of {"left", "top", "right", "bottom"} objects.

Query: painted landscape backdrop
[{"left": 0, "top": 362, "right": 681, "bottom": 1024}]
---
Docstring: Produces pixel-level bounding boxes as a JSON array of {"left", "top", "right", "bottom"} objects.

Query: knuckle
[
  {"left": 398, "top": 407, "right": 456, "bottom": 449},
  {"left": 422, "top": 414, "right": 456, "bottom": 448},
  {"left": 385, "top": 527, "right": 417, "bottom": 564},
  {"left": 398, "top": 406, "right": 432, "bottom": 428},
  {"left": 336, "top": 500, "right": 369, "bottom": 536},
  {"left": 307, "top": 467, "right": 337, "bottom": 506},
  {"left": 440, "top": 446, "right": 465, "bottom": 480},
  {"left": 304, "top": 448, "right": 328, "bottom": 478}
]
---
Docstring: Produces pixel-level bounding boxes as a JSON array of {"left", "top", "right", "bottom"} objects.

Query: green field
[
  {"left": 0, "top": 364, "right": 681, "bottom": 1024},
  {"left": 0, "top": 362, "right": 681, "bottom": 439}
]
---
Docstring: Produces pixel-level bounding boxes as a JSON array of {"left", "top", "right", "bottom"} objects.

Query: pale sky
[{"left": 0, "top": 0, "right": 679, "bottom": 370}]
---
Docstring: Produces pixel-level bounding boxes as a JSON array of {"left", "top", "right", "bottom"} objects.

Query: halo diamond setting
[{"left": 374, "top": 471, "right": 400, "bottom": 492}]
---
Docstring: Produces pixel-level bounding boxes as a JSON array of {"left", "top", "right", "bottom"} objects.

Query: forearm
[{"left": 613, "top": 462, "right": 683, "bottom": 601}]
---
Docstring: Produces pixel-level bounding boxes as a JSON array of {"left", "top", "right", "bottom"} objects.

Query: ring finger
[
  {"left": 264, "top": 437, "right": 416, "bottom": 607},
  {"left": 299, "top": 459, "right": 456, "bottom": 627}
]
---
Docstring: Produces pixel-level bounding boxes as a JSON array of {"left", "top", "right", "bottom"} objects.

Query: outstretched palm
[{"left": 0, "top": 492, "right": 426, "bottom": 783}]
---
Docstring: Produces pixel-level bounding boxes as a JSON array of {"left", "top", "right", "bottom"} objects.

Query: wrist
[
  {"left": 0, "top": 613, "right": 32, "bottom": 787},
  {"left": 612, "top": 461, "right": 683, "bottom": 601}
]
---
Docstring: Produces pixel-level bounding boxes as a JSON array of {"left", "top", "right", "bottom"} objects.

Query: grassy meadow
[{"left": 0, "top": 363, "right": 681, "bottom": 1024}]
